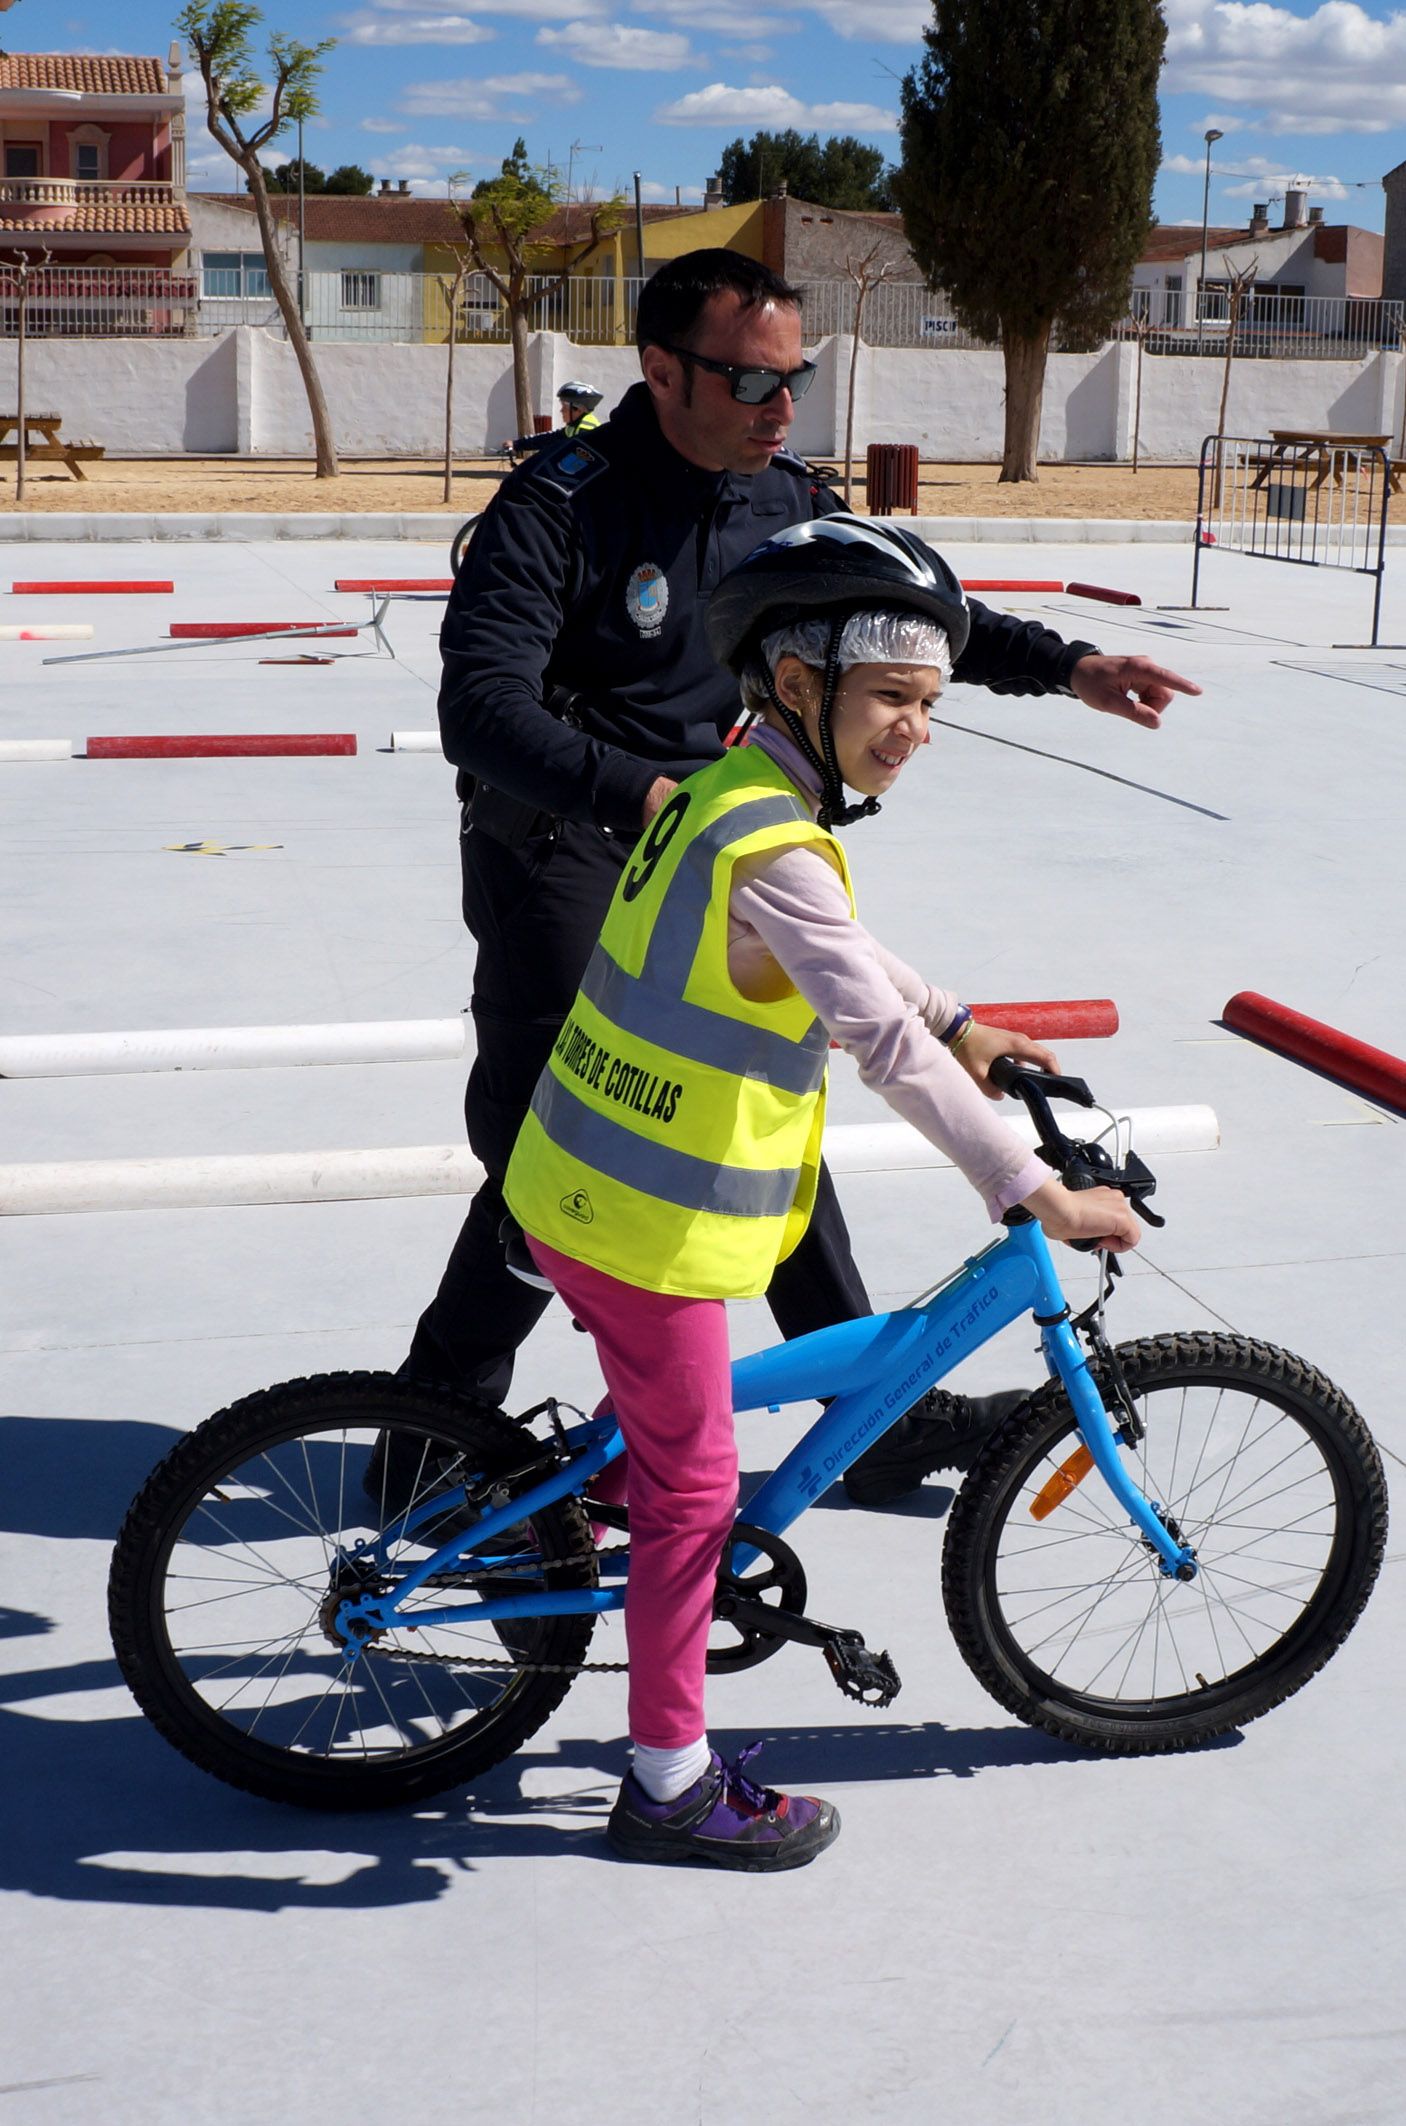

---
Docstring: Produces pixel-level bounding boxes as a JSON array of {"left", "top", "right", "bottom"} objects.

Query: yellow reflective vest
[
  {"left": 504, "top": 743, "right": 855, "bottom": 1298},
  {"left": 564, "top": 410, "right": 600, "bottom": 436}
]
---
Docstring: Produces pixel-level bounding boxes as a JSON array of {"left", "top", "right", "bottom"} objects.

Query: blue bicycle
[{"left": 108, "top": 1063, "right": 1388, "bottom": 1810}]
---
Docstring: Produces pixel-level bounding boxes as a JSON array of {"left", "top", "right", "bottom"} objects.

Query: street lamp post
[{"left": 1198, "top": 128, "right": 1223, "bottom": 355}]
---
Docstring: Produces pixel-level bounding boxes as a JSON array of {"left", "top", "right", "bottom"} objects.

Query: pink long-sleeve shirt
[{"left": 728, "top": 724, "right": 1048, "bottom": 1221}]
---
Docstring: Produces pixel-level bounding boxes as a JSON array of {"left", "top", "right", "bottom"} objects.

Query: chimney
[
  {"left": 773, "top": 178, "right": 789, "bottom": 200},
  {"left": 1283, "top": 187, "right": 1308, "bottom": 230},
  {"left": 1308, "top": 205, "right": 1325, "bottom": 226},
  {"left": 703, "top": 173, "right": 725, "bottom": 210},
  {"left": 378, "top": 178, "right": 393, "bottom": 196},
  {"left": 398, "top": 179, "right": 410, "bottom": 195},
  {"left": 1249, "top": 202, "right": 1270, "bottom": 236}
]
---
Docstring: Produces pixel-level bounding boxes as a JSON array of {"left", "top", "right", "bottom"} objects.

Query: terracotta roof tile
[
  {"left": 0, "top": 202, "right": 189, "bottom": 233},
  {"left": 195, "top": 192, "right": 464, "bottom": 244},
  {"left": 0, "top": 52, "right": 169, "bottom": 95}
]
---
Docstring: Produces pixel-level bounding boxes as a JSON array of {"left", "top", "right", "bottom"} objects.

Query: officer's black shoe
[{"left": 842, "top": 1389, "right": 1031, "bottom": 1507}]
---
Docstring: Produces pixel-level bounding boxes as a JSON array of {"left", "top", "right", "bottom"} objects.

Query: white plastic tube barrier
[
  {"left": 824, "top": 1105, "right": 1220, "bottom": 1174},
  {"left": 390, "top": 730, "right": 444, "bottom": 752},
  {"left": 0, "top": 738, "right": 73, "bottom": 762},
  {"left": 0, "top": 1017, "right": 468, "bottom": 1077},
  {"left": 0, "top": 624, "right": 94, "bottom": 641},
  {"left": 0, "top": 1108, "right": 1217, "bottom": 1216}
]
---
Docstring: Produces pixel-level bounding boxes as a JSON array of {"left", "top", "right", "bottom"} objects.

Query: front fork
[{"left": 1043, "top": 1313, "right": 1198, "bottom": 1581}]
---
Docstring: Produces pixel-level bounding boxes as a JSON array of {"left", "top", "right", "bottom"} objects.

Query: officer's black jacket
[{"left": 438, "top": 382, "right": 1099, "bottom": 835}]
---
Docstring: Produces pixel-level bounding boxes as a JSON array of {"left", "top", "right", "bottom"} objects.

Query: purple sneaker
[{"left": 607, "top": 1743, "right": 839, "bottom": 1871}]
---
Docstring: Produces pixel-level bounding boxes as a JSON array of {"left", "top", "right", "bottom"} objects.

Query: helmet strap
[{"left": 761, "top": 618, "right": 881, "bottom": 833}]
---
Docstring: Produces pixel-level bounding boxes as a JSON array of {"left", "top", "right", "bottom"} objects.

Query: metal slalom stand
[
  {"left": 1184, "top": 433, "right": 1400, "bottom": 649},
  {"left": 41, "top": 593, "right": 397, "bottom": 669}
]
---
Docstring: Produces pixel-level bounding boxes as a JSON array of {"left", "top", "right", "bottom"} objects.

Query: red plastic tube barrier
[
  {"left": 169, "top": 621, "right": 358, "bottom": 639},
  {"left": 86, "top": 734, "right": 357, "bottom": 759},
  {"left": 830, "top": 998, "right": 1117, "bottom": 1049},
  {"left": 334, "top": 578, "right": 453, "bottom": 593},
  {"left": 1224, "top": 991, "right": 1406, "bottom": 1112},
  {"left": 13, "top": 580, "right": 173, "bottom": 594},
  {"left": 1065, "top": 582, "right": 1142, "bottom": 607},
  {"left": 960, "top": 579, "right": 1064, "bottom": 594},
  {"left": 971, "top": 998, "right": 1119, "bottom": 1039}
]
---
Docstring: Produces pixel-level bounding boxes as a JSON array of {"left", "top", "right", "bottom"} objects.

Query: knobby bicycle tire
[
  {"left": 942, "top": 1333, "right": 1386, "bottom": 1753},
  {"left": 450, "top": 515, "right": 480, "bottom": 575},
  {"left": 109, "top": 1372, "right": 597, "bottom": 1810}
]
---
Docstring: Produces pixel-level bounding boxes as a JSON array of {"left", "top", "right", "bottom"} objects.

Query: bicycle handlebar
[{"left": 990, "top": 1058, "right": 1166, "bottom": 1239}]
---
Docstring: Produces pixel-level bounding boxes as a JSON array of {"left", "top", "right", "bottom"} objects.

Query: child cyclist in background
[{"left": 504, "top": 518, "right": 1141, "bottom": 1871}]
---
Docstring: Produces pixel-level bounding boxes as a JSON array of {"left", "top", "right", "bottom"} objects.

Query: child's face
[{"left": 774, "top": 656, "right": 942, "bottom": 798}]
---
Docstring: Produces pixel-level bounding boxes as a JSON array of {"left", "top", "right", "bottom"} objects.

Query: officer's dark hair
[{"left": 635, "top": 249, "right": 803, "bottom": 354}]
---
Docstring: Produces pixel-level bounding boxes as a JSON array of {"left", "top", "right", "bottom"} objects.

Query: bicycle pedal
[{"left": 823, "top": 1636, "right": 902, "bottom": 1708}]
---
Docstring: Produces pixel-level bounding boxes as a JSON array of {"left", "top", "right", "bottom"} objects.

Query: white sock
[{"left": 632, "top": 1736, "right": 712, "bottom": 1803}]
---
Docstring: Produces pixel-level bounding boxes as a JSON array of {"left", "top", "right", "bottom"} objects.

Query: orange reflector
[{"left": 1029, "top": 1444, "right": 1096, "bottom": 1520}]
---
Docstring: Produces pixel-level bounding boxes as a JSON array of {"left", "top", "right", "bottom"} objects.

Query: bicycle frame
[{"left": 336, "top": 1222, "right": 1197, "bottom": 1652}]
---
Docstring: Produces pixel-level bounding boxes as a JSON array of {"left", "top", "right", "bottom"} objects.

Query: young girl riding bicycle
[{"left": 504, "top": 517, "right": 1140, "bottom": 1871}]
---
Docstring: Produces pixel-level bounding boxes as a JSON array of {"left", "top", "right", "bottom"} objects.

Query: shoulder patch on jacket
[{"left": 531, "top": 438, "right": 609, "bottom": 499}]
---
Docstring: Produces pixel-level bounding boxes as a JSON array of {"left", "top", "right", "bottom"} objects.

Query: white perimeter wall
[{"left": 2, "top": 327, "right": 1401, "bottom": 462}]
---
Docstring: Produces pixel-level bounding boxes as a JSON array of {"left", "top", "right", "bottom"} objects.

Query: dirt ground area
[{"left": 0, "top": 453, "right": 1223, "bottom": 519}]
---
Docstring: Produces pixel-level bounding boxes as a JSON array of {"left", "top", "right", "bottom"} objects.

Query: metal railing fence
[{"left": 1, "top": 266, "right": 1402, "bottom": 358}]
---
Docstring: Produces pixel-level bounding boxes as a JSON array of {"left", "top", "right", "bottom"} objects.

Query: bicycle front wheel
[
  {"left": 109, "top": 1372, "right": 597, "bottom": 1810},
  {"left": 450, "top": 514, "right": 480, "bottom": 575},
  {"left": 943, "top": 1334, "right": 1387, "bottom": 1752}
]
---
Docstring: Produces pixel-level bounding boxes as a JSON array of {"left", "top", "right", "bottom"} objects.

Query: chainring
[{"left": 707, "top": 1520, "right": 808, "bottom": 1674}]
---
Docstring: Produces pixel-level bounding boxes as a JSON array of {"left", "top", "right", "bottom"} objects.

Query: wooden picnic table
[
  {"left": 1246, "top": 430, "right": 1402, "bottom": 496},
  {"left": 0, "top": 412, "right": 104, "bottom": 481}
]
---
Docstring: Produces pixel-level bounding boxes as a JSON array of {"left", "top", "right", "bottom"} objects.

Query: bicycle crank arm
[{"left": 714, "top": 1594, "right": 902, "bottom": 1706}]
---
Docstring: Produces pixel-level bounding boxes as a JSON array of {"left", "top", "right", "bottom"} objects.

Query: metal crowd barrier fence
[{"left": 1190, "top": 432, "right": 1396, "bottom": 647}]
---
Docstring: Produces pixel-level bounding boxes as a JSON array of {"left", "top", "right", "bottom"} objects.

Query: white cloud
[
  {"left": 363, "top": 140, "right": 481, "bottom": 180},
  {"left": 361, "top": 116, "right": 408, "bottom": 132},
  {"left": 360, "top": 0, "right": 606, "bottom": 15},
  {"left": 537, "top": 20, "right": 695, "bottom": 67},
  {"left": 803, "top": 0, "right": 927, "bottom": 42},
  {"left": 398, "top": 69, "right": 582, "bottom": 115},
  {"left": 637, "top": 178, "right": 704, "bottom": 201},
  {"left": 1162, "top": 0, "right": 1406, "bottom": 133},
  {"left": 630, "top": 0, "right": 798, "bottom": 33},
  {"left": 342, "top": 14, "right": 497, "bottom": 45},
  {"left": 1164, "top": 146, "right": 1351, "bottom": 202},
  {"left": 656, "top": 81, "right": 897, "bottom": 130}
]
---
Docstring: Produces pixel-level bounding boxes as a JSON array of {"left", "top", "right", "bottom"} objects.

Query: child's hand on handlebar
[
  {"left": 954, "top": 1023, "right": 1059, "bottom": 1099},
  {"left": 1020, "top": 1177, "right": 1142, "bottom": 1254}
]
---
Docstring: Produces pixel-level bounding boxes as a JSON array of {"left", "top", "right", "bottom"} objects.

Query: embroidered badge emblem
[
  {"left": 626, "top": 563, "right": 668, "bottom": 640},
  {"left": 560, "top": 1188, "right": 594, "bottom": 1224}
]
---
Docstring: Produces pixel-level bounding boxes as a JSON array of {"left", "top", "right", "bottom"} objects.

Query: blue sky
[{"left": 44, "top": 1, "right": 1406, "bottom": 227}]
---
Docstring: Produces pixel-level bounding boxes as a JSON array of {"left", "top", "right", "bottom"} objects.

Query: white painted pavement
[{"left": 1, "top": 535, "right": 1403, "bottom": 2125}]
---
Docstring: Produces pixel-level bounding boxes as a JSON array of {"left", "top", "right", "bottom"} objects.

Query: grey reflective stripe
[
  {"left": 531, "top": 1069, "right": 801, "bottom": 1220},
  {"left": 639, "top": 793, "right": 807, "bottom": 990},
  {"left": 580, "top": 945, "right": 828, "bottom": 1098}
]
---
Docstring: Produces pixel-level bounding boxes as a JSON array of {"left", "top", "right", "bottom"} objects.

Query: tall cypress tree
[{"left": 896, "top": 0, "right": 1165, "bottom": 481}]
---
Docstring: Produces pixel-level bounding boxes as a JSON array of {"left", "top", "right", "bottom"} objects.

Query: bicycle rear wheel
[
  {"left": 943, "top": 1334, "right": 1386, "bottom": 1752},
  {"left": 109, "top": 1372, "right": 596, "bottom": 1810}
]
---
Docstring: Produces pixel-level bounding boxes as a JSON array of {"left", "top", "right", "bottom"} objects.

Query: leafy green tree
[
  {"left": 454, "top": 143, "right": 621, "bottom": 435},
  {"left": 178, "top": 2, "right": 339, "bottom": 476},
  {"left": 896, "top": 0, "right": 1165, "bottom": 481},
  {"left": 326, "top": 163, "right": 375, "bottom": 195},
  {"left": 718, "top": 130, "right": 894, "bottom": 211},
  {"left": 270, "top": 155, "right": 326, "bottom": 192}
]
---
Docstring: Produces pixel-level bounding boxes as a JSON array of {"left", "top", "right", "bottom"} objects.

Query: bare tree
[
  {"left": 452, "top": 145, "right": 623, "bottom": 436},
  {"left": 1213, "top": 260, "right": 1258, "bottom": 503},
  {"left": 0, "top": 247, "right": 50, "bottom": 504},
  {"left": 839, "top": 240, "right": 901, "bottom": 508},
  {"left": 436, "top": 245, "right": 473, "bottom": 506},
  {"left": 177, "top": 2, "right": 339, "bottom": 477}
]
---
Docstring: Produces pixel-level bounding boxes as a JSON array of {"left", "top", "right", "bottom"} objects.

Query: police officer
[
  {"left": 405, "top": 247, "right": 1199, "bottom": 1505},
  {"left": 506, "top": 379, "right": 605, "bottom": 462}
]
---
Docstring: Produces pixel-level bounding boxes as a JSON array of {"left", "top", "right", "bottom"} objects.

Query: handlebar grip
[{"left": 989, "top": 1054, "right": 1023, "bottom": 1095}]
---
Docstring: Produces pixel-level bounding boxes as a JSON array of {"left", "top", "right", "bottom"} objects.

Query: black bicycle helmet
[
  {"left": 558, "top": 379, "right": 604, "bottom": 409},
  {"left": 706, "top": 516, "right": 970, "bottom": 829}
]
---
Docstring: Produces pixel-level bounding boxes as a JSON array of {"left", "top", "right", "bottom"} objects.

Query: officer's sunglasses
[{"left": 658, "top": 342, "right": 818, "bottom": 406}]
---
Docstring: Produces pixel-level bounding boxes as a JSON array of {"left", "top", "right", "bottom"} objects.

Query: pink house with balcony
[{"left": 0, "top": 46, "right": 190, "bottom": 269}]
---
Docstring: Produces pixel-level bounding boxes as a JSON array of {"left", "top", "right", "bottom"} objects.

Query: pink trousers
[{"left": 527, "top": 1238, "right": 738, "bottom": 1749}]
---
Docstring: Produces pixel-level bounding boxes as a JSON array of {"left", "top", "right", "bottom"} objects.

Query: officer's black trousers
[{"left": 406, "top": 816, "right": 872, "bottom": 1404}]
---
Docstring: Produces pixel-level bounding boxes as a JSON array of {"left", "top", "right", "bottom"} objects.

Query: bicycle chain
[{"left": 363, "top": 1546, "right": 633, "bottom": 1678}]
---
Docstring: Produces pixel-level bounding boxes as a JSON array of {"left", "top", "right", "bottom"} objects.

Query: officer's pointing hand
[{"left": 1068, "top": 654, "right": 1201, "bottom": 731}]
